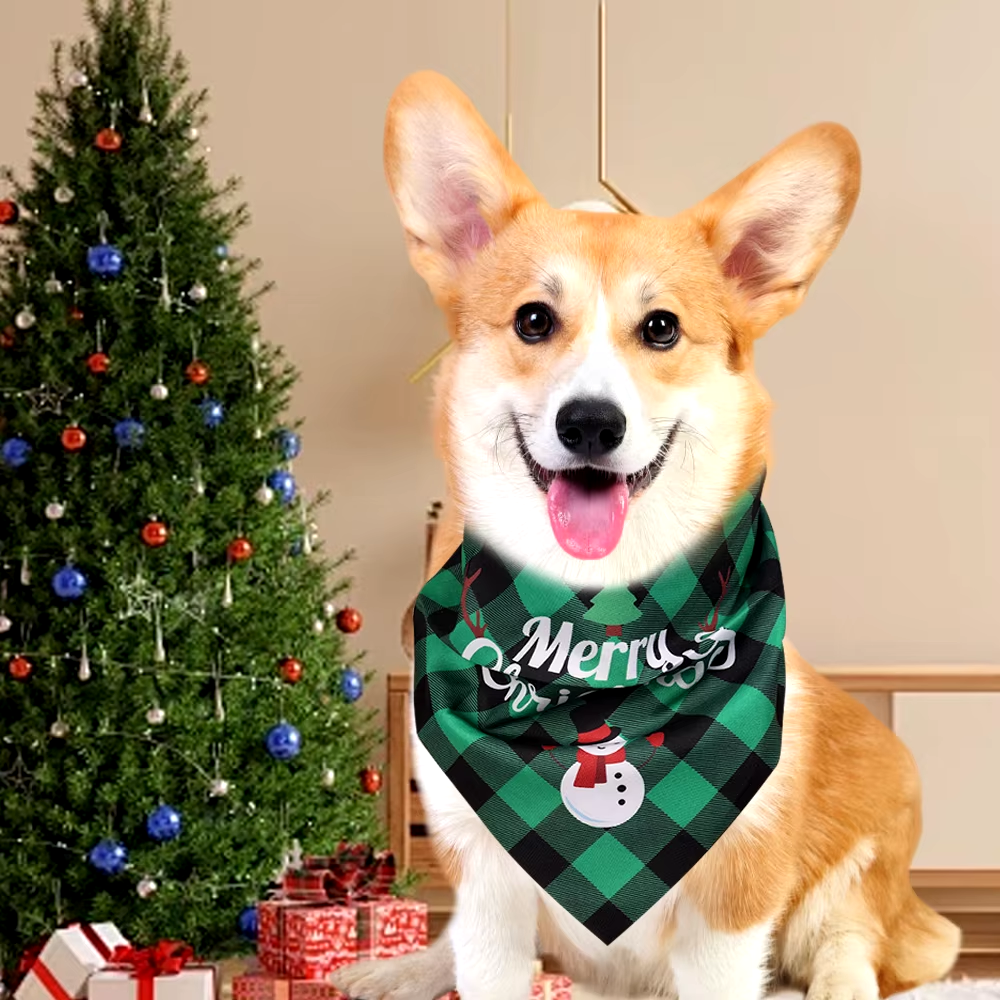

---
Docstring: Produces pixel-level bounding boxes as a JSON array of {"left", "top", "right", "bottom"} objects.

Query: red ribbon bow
[
  {"left": 110, "top": 941, "right": 194, "bottom": 978},
  {"left": 283, "top": 842, "right": 396, "bottom": 902}
]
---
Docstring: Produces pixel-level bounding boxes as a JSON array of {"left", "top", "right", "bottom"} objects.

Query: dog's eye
[
  {"left": 641, "top": 310, "right": 681, "bottom": 349},
  {"left": 515, "top": 303, "right": 555, "bottom": 343}
]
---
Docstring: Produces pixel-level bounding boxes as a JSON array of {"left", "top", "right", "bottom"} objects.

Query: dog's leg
[
  {"left": 449, "top": 841, "right": 539, "bottom": 1000},
  {"left": 329, "top": 933, "right": 455, "bottom": 1000},
  {"left": 669, "top": 895, "right": 774, "bottom": 1000},
  {"left": 804, "top": 929, "right": 879, "bottom": 1000}
]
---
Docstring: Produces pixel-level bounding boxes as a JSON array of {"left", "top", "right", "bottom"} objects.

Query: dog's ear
[
  {"left": 384, "top": 71, "right": 540, "bottom": 304},
  {"left": 692, "top": 123, "right": 860, "bottom": 337}
]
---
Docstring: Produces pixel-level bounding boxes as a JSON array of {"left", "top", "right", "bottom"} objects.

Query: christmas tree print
[{"left": 584, "top": 586, "right": 642, "bottom": 637}]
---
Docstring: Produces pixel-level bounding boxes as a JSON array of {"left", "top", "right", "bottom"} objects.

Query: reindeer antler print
[
  {"left": 460, "top": 567, "right": 486, "bottom": 638},
  {"left": 698, "top": 566, "right": 733, "bottom": 633}
]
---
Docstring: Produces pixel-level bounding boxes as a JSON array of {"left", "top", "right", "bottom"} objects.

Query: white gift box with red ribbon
[{"left": 15, "top": 924, "right": 130, "bottom": 1000}]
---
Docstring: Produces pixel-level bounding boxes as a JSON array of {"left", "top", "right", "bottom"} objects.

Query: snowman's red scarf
[
  {"left": 573, "top": 744, "right": 627, "bottom": 787},
  {"left": 412, "top": 475, "right": 786, "bottom": 944}
]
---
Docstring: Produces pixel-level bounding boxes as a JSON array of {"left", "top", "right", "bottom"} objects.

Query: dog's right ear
[{"left": 384, "top": 71, "right": 540, "bottom": 305}]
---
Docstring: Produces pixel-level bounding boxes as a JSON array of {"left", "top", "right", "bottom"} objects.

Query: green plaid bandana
[{"left": 412, "top": 475, "right": 785, "bottom": 944}]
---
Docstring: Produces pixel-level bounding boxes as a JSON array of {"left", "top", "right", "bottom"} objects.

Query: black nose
[{"left": 555, "top": 398, "right": 626, "bottom": 457}]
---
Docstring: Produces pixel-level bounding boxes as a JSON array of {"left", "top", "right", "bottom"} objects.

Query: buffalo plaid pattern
[{"left": 413, "top": 476, "right": 786, "bottom": 944}]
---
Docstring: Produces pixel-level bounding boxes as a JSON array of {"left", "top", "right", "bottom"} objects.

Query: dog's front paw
[
  {"left": 805, "top": 970, "right": 879, "bottom": 1000},
  {"left": 330, "top": 952, "right": 453, "bottom": 1000}
]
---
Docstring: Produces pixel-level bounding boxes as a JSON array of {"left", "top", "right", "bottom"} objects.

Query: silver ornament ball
[
  {"left": 0, "top": 614, "right": 12, "bottom": 634},
  {"left": 188, "top": 282, "right": 208, "bottom": 303},
  {"left": 50, "top": 720, "right": 71, "bottom": 739},
  {"left": 321, "top": 768, "right": 336, "bottom": 789},
  {"left": 150, "top": 381, "right": 169, "bottom": 401},
  {"left": 312, "top": 619, "right": 325, "bottom": 635},
  {"left": 138, "top": 106, "right": 155, "bottom": 125},
  {"left": 146, "top": 706, "right": 166, "bottom": 726},
  {"left": 137, "top": 876, "right": 158, "bottom": 899},
  {"left": 255, "top": 485, "right": 274, "bottom": 506},
  {"left": 54, "top": 185, "right": 75, "bottom": 205},
  {"left": 67, "top": 69, "right": 89, "bottom": 88},
  {"left": 209, "top": 777, "right": 231, "bottom": 798},
  {"left": 322, "top": 601, "right": 336, "bottom": 619},
  {"left": 185, "top": 125, "right": 200, "bottom": 141},
  {"left": 15, "top": 309, "right": 36, "bottom": 331},
  {"left": 44, "top": 276, "right": 65, "bottom": 294},
  {"left": 45, "top": 501, "right": 66, "bottom": 521}
]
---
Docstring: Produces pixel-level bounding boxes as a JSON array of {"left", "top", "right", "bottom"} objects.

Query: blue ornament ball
[
  {"left": 341, "top": 668, "right": 364, "bottom": 703},
  {"left": 114, "top": 418, "right": 145, "bottom": 449},
  {"left": 200, "top": 399, "right": 224, "bottom": 428},
  {"left": 215, "top": 244, "right": 229, "bottom": 259},
  {"left": 1, "top": 437, "right": 31, "bottom": 468},
  {"left": 88, "top": 838, "right": 128, "bottom": 875},
  {"left": 52, "top": 565, "right": 88, "bottom": 600},
  {"left": 275, "top": 428, "right": 301, "bottom": 460},
  {"left": 146, "top": 804, "right": 183, "bottom": 842},
  {"left": 265, "top": 721, "right": 302, "bottom": 761},
  {"left": 266, "top": 469, "right": 296, "bottom": 505},
  {"left": 238, "top": 905, "right": 259, "bottom": 942},
  {"left": 87, "top": 244, "right": 125, "bottom": 278}
]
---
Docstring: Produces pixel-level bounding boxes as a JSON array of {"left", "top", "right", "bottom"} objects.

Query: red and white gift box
[
  {"left": 15, "top": 924, "right": 130, "bottom": 1000},
  {"left": 257, "top": 897, "right": 427, "bottom": 978},
  {"left": 354, "top": 898, "right": 427, "bottom": 960},
  {"left": 87, "top": 966, "right": 215, "bottom": 1000},
  {"left": 232, "top": 972, "right": 344, "bottom": 1000},
  {"left": 257, "top": 901, "right": 357, "bottom": 980}
]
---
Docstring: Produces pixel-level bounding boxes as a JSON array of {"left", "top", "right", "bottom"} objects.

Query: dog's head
[{"left": 385, "top": 72, "right": 859, "bottom": 585}]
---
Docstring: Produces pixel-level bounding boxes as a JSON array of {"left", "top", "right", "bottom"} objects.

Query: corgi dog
[{"left": 331, "top": 71, "right": 960, "bottom": 1000}]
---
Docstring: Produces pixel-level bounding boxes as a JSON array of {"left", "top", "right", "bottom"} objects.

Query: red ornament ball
[
  {"left": 141, "top": 520, "right": 169, "bottom": 548},
  {"left": 360, "top": 766, "right": 383, "bottom": 795},
  {"left": 9, "top": 655, "right": 33, "bottom": 680},
  {"left": 61, "top": 425, "right": 87, "bottom": 452},
  {"left": 185, "top": 360, "right": 211, "bottom": 385},
  {"left": 336, "top": 607, "right": 363, "bottom": 634},
  {"left": 69, "top": 305, "right": 85, "bottom": 322},
  {"left": 95, "top": 127, "right": 123, "bottom": 152},
  {"left": 86, "top": 352, "right": 110, "bottom": 374},
  {"left": 0, "top": 200, "right": 19, "bottom": 225},
  {"left": 1, "top": 326, "right": 15, "bottom": 349},
  {"left": 227, "top": 537, "right": 253, "bottom": 562},
  {"left": 279, "top": 657, "right": 304, "bottom": 684}
]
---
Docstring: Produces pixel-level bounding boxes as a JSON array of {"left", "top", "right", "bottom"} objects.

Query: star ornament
[
  {"left": 117, "top": 573, "right": 163, "bottom": 622},
  {"left": 24, "top": 384, "right": 75, "bottom": 416}
]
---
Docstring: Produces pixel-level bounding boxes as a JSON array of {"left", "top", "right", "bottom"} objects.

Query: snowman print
[{"left": 544, "top": 701, "right": 662, "bottom": 829}]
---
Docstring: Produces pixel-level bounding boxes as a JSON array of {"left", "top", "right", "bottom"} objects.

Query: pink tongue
[{"left": 547, "top": 474, "right": 629, "bottom": 559}]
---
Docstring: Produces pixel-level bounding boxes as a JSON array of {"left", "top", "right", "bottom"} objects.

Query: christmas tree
[
  {"left": 584, "top": 587, "right": 642, "bottom": 638},
  {"left": 0, "top": 0, "right": 383, "bottom": 968}
]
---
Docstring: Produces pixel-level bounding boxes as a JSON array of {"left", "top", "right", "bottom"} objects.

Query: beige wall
[{"left": 5, "top": 1, "right": 998, "bottom": 859}]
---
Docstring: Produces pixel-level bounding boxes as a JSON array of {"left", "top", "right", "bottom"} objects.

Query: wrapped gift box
[
  {"left": 257, "top": 900, "right": 357, "bottom": 979},
  {"left": 87, "top": 966, "right": 215, "bottom": 1000},
  {"left": 232, "top": 972, "right": 344, "bottom": 1000},
  {"left": 354, "top": 898, "right": 427, "bottom": 960},
  {"left": 15, "top": 923, "right": 130, "bottom": 1000},
  {"left": 257, "top": 896, "right": 427, "bottom": 977}
]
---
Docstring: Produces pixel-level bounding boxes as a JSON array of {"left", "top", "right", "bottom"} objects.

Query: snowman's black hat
[{"left": 570, "top": 700, "right": 621, "bottom": 745}]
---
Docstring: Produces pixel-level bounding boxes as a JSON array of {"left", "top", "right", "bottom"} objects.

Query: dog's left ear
[
  {"left": 384, "top": 71, "right": 541, "bottom": 306},
  {"left": 692, "top": 123, "right": 861, "bottom": 337}
]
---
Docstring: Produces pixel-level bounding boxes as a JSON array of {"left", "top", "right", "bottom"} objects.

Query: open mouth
[{"left": 513, "top": 418, "right": 678, "bottom": 560}]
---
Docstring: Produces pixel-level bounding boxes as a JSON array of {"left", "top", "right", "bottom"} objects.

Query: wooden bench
[{"left": 387, "top": 665, "right": 1000, "bottom": 974}]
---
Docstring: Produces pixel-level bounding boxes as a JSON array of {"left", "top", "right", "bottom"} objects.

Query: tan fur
[{"left": 379, "top": 71, "right": 959, "bottom": 998}]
